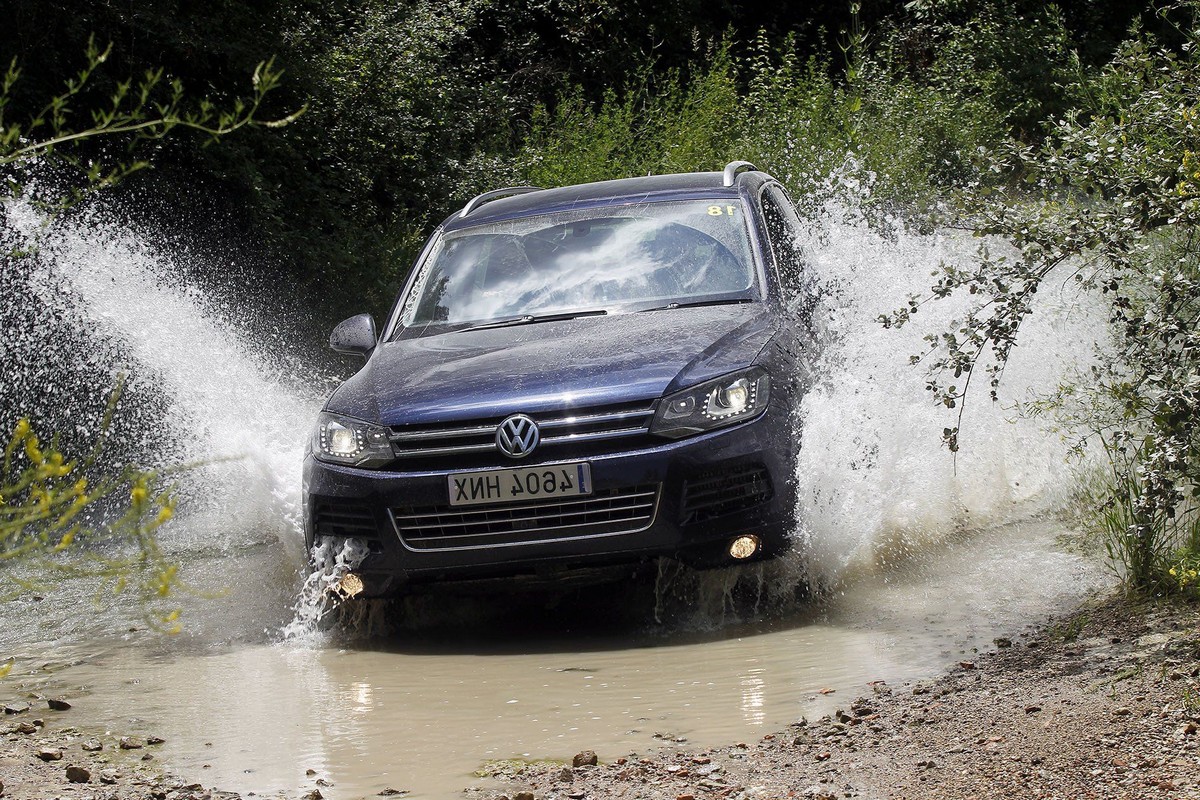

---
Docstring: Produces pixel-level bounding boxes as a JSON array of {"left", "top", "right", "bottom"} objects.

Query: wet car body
[{"left": 303, "top": 162, "right": 814, "bottom": 595}]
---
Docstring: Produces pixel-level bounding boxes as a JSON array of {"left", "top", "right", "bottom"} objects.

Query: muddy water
[
  {"left": 1, "top": 192, "right": 1113, "bottom": 797},
  {"left": 7, "top": 518, "right": 1106, "bottom": 799}
]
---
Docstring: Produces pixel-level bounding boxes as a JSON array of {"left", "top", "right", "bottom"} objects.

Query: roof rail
[
  {"left": 460, "top": 186, "right": 543, "bottom": 218},
  {"left": 722, "top": 161, "right": 759, "bottom": 187}
]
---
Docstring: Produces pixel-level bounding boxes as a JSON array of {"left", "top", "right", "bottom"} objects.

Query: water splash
[
  {"left": 281, "top": 537, "right": 371, "bottom": 641},
  {"left": 2, "top": 197, "right": 324, "bottom": 563},
  {"left": 791, "top": 199, "right": 1108, "bottom": 586}
]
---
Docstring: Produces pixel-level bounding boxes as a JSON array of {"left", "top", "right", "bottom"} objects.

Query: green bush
[{"left": 885, "top": 2, "right": 1200, "bottom": 593}]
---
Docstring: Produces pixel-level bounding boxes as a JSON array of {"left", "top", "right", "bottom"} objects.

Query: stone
[
  {"left": 47, "top": 698, "right": 72, "bottom": 711},
  {"left": 37, "top": 747, "right": 64, "bottom": 761},
  {"left": 65, "top": 765, "right": 91, "bottom": 783},
  {"left": 1025, "top": 704, "right": 1043, "bottom": 714},
  {"left": 994, "top": 637, "right": 1013, "bottom": 648},
  {"left": 377, "top": 790, "right": 407, "bottom": 797},
  {"left": 556, "top": 767, "right": 573, "bottom": 782},
  {"left": 514, "top": 793, "right": 535, "bottom": 800},
  {"left": 99, "top": 769, "right": 120, "bottom": 785},
  {"left": 572, "top": 750, "right": 598, "bottom": 767},
  {"left": 3, "top": 702, "right": 30, "bottom": 715},
  {"left": 16, "top": 721, "right": 37, "bottom": 734},
  {"left": 82, "top": 738, "right": 103, "bottom": 752},
  {"left": 147, "top": 735, "right": 166, "bottom": 745},
  {"left": 302, "top": 791, "right": 323, "bottom": 800},
  {"left": 119, "top": 737, "right": 144, "bottom": 749}
]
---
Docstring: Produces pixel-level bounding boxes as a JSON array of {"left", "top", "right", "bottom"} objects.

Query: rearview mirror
[{"left": 329, "top": 313, "right": 377, "bottom": 357}]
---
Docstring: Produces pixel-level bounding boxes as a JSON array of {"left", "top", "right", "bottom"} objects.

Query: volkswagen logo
[{"left": 496, "top": 414, "right": 540, "bottom": 459}]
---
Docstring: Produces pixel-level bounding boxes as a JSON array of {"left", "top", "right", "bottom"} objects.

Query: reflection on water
[{"left": 2, "top": 519, "right": 1107, "bottom": 799}]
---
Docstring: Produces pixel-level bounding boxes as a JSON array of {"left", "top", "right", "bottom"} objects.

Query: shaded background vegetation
[{"left": 0, "top": 0, "right": 1163, "bottom": 319}]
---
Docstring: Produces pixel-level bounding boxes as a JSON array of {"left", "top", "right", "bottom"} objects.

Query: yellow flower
[{"left": 131, "top": 485, "right": 148, "bottom": 505}]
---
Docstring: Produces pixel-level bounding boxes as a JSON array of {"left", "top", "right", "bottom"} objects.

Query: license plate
[{"left": 447, "top": 462, "right": 592, "bottom": 507}]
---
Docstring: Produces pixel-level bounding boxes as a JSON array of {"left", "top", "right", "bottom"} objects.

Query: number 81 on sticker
[{"left": 707, "top": 205, "right": 738, "bottom": 216}]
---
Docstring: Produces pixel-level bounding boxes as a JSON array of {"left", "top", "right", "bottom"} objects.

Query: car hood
[{"left": 326, "top": 305, "right": 775, "bottom": 426}]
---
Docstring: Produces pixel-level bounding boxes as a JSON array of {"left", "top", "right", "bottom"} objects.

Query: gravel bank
[{"left": 468, "top": 594, "right": 1200, "bottom": 800}]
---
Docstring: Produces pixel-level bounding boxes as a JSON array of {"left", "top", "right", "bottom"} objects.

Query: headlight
[
  {"left": 312, "top": 411, "right": 394, "bottom": 468},
  {"left": 650, "top": 367, "right": 770, "bottom": 439}
]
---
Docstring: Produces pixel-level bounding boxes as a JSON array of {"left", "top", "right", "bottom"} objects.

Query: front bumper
[{"left": 302, "top": 407, "right": 796, "bottom": 595}]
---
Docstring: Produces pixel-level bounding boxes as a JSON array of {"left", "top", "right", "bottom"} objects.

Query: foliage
[
  {"left": 0, "top": 35, "right": 297, "bottom": 214},
  {"left": 0, "top": 383, "right": 183, "bottom": 655},
  {"left": 882, "top": 2, "right": 1200, "bottom": 592},
  {"left": 505, "top": 21, "right": 1010, "bottom": 223}
]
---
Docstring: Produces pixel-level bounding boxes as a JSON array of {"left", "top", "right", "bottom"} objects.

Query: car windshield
[{"left": 394, "top": 199, "right": 758, "bottom": 337}]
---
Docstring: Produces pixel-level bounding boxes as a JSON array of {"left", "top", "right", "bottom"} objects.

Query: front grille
[
  {"left": 681, "top": 466, "right": 773, "bottom": 524},
  {"left": 392, "top": 484, "right": 660, "bottom": 551},
  {"left": 388, "top": 400, "right": 657, "bottom": 462},
  {"left": 313, "top": 501, "right": 379, "bottom": 538}
]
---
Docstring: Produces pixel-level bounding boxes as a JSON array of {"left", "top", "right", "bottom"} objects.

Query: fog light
[
  {"left": 729, "top": 534, "right": 760, "bottom": 560},
  {"left": 329, "top": 571, "right": 365, "bottom": 600}
]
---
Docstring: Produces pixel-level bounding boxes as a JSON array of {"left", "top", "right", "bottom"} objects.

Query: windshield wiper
[
  {"left": 637, "top": 297, "right": 753, "bottom": 313},
  {"left": 460, "top": 308, "right": 608, "bottom": 332}
]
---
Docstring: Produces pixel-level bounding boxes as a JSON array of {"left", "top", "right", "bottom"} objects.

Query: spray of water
[
  {"left": 3, "top": 198, "right": 324, "bottom": 564},
  {"left": 280, "top": 536, "right": 371, "bottom": 640},
  {"left": 790, "top": 197, "right": 1107, "bottom": 586}
]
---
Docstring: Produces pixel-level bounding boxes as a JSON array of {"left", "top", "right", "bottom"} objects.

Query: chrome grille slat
[
  {"left": 393, "top": 485, "right": 660, "bottom": 551},
  {"left": 540, "top": 427, "right": 648, "bottom": 445},
  {"left": 538, "top": 409, "right": 653, "bottom": 429},
  {"left": 391, "top": 425, "right": 498, "bottom": 442},
  {"left": 392, "top": 442, "right": 497, "bottom": 459}
]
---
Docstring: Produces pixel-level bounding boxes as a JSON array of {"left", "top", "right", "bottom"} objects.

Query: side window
[{"left": 758, "top": 185, "right": 807, "bottom": 304}]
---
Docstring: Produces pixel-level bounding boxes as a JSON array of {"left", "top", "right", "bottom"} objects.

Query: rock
[
  {"left": 119, "top": 737, "right": 144, "bottom": 749},
  {"left": 566, "top": 791, "right": 585, "bottom": 800},
  {"left": 16, "top": 721, "right": 37, "bottom": 734},
  {"left": 514, "top": 793, "right": 535, "bottom": 800},
  {"left": 82, "top": 738, "right": 103, "bottom": 752},
  {"left": 65, "top": 765, "right": 91, "bottom": 784},
  {"left": 47, "top": 697, "right": 72, "bottom": 711},
  {"left": 556, "top": 767, "right": 573, "bottom": 782},
  {"left": 958, "top": 661, "right": 976, "bottom": 670},
  {"left": 377, "top": 789, "right": 407, "bottom": 797},
  {"left": 302, "top": 791, "right": 323, "bottom": 800},
  {"left": 315, "top": 778, "right": 332, "bottom": 787},
  {"left": 37, "top": 747, "right": 64, "bottom": 761},
  {"left": 3, "top": 702, "right": 30, "bottom": 715},
  {"left": 994, "top": 637, "right": 1013, "bottom": 648},
  {"left": 1025, "top": 704, "right": 1042, "bottom": 714},
  {"left": 306, "top": 769, "right": 317, "bottom": 776},
  {"left": 572, "top": 750, "right": 598, "bottom": 767},
  {"left": 99, "top": 769, "right": 120, "bottom": 785},
  {"left": 850, "top": 698, "right": 876, "bottom": 717},
  {"left": 141, "top": 753, "right": 154, "bottom": 761},
  {"left": 147, "top": 735, "right": 166, "bottom": 745},
  {"left": 0, "top": 778, "right": 4, "bottom": 797}
]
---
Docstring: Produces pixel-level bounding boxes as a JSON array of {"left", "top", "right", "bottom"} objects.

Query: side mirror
[{"left": 330, "top": 313, "right": 377, "bottom": 358}]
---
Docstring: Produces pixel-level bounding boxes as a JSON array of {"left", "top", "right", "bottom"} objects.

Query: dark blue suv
[{"left": 303, "top": 162, "right": 812, "bottom": 595}]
